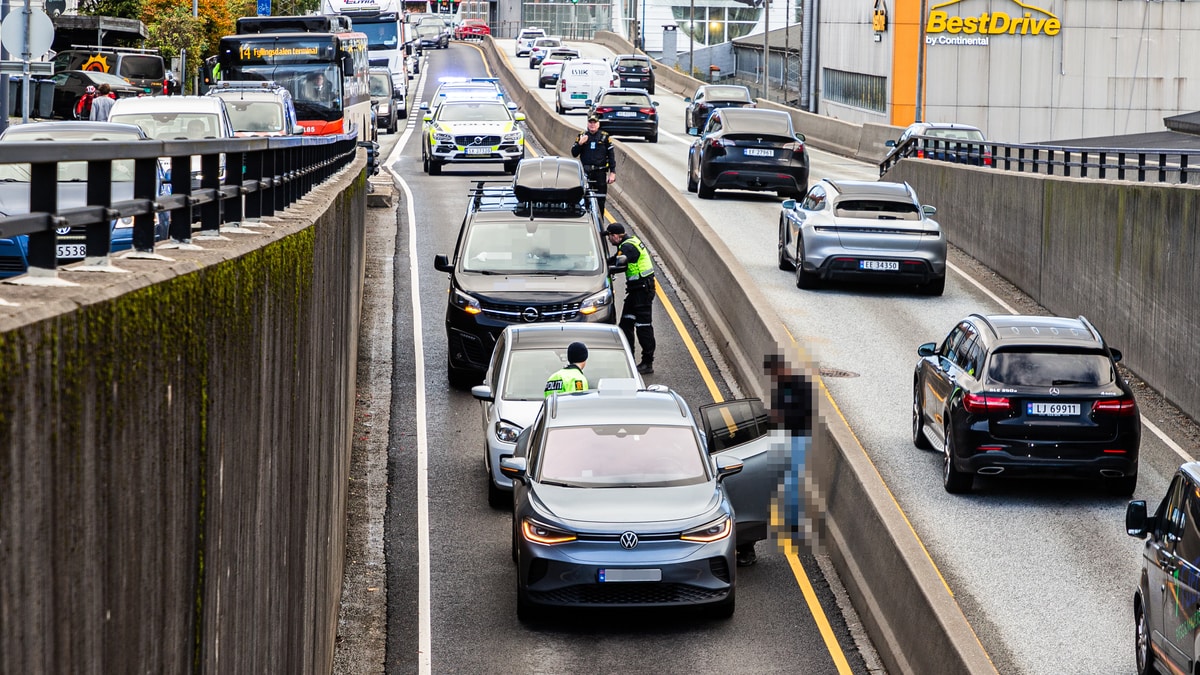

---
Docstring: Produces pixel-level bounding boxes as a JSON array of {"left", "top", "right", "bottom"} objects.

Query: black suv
[
  {"left": 434, "top": 157, "right": 614, "bottom": 387},
  {"left": 611, "top": 54, "right": 655, "bottom": 93},
  {"left": 1126, "top": 464, "right": 1200, "bottom": 675},
  {"left": 913, "top": 314, "right": 1140, "bottom": 494}
]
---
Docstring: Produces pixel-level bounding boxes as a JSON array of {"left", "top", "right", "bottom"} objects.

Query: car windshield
[
  {"left": 437, "top": 102, "right": 510, "bottom": 122},
  {"left": 538, "top": 425, "right": 707, "bottom": 488},
  {"left": 223, "top": 101, "right": 284, "bottom": 133},
  {"left": 369, "top": 73, "right": 391, "bottom": 96},
  {"left": 0, "top": 128, "right": 142, "bottom": 181},
  {"left": 502, "top": 348, "right": 635, "bottom": 400},
  {"left": 986, "top": 349, "right": 1116, "bottom": 387},
  {"left": 925, "top": 128, "right": 985, "bottom": 141},
  {"left": 598, "top": 93, "right": 650, "bottom": 107},
  {"left": 461, "top": 220, "right": 600, "bottom": 274},
  {"left": 705, "top": 86, "right": 752, "bottom": 102},
  {"left": 110, "top": 112, "right": 222, "bottom": 140}
]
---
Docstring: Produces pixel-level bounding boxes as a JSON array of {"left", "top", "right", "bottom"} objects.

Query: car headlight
[
  {"left": 433, "top": 130, "right": 453, "bottom": 143},
  {"left": 117, "top": 216, "right": 135, "bottom": 229},
  {"left": 379, "top": 103, "right": 390, "bottom": 114},
  {"left": 450, "top": 288, "right": 481, "bottom": 314},
  {"left": 495, "top": 420, "right": 522, "bottom": 444},
  {"left": 521, "top": 518, "right": 576, "bottom": 545},
  {"left": 680, "top": 516, "right": 732, "bottom": 543},
  {"left": 578, "top": 287, "right": 612, "bottom": 315},
  {"left": 502, "top": 130, "right": 522, "bottom": 143}
]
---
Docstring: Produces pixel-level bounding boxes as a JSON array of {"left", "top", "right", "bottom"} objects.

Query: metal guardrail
[
  {"left": 878, "top": 135, "right": 1200, "bottom": 185},
  {"left": 0, "top": 132, "right": 373, "bottom": 282}
]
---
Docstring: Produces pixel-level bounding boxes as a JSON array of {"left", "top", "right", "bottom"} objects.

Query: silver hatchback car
[
  {"left": 472, "top": 323, "right": 642, "bottom": 508},
  {"left": 777, "top": 178, "right": 947, "bottom": 295},
  {"left": 501, "top": 380, "right": 773, "bottom": 620}
]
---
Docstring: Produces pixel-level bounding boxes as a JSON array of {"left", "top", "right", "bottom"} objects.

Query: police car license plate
[
  {"left": 1027, "top": 402, "right": 1080, "bottom": 416},
  {"left": 744, "top": 148, "right": 773, "bottom": 157},
  {"left": 56, "top": 244, "right": 87, "bottom": 259},
  {"left": 617, "top": 111, "right": 637, "bottom": 117},
  {"left": 599, "top": 568, "right": 662, "bottom": 583},
  {"left": 466, "top": 147, "right": 491, "bottom": 155},
  {"left": 859, "top": 260, "right": 900, "bottom": 271}
]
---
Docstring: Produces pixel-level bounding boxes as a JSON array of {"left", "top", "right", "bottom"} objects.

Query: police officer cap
[
  {"left": 567, "top": 341, "right": 588, "bottom": 364},
  {"left": 587, "top": 113, "right": 600, "bottom": 122},
  {"left": 605, "top": 222, "right": 626, "bottom": 236}
]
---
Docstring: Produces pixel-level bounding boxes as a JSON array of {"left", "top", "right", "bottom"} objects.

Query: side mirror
[
  {"left": 715, "top": 455, "right": 743, "bottom": 479},
  {"left": 471, "top": 384, "right": 494, "bottom": 402},
  {"left": 291, "top": 124, "right": 305, "bottom": 135},
  {"left": 1110, "top": 348, "right": 1123, "bottom": 363},
  {"left": 514, "top": 112, "right": 526, "bottom": 122},
  {"left": 651, "top": 101, "right": 659, "bottom": 107},
  {"left": 394, "top": 87, "right": 404, "bottom": 98},
  {"left": 687, "top": 127, "right": 698, "bottom": 136},
  {"left": 1126, "top": 500, "right": 1149, "bottom": 538},
  {"left": 922, "top": 205, "right": 937, "bottom": 216},
  {"left": 423, "top": 113, "right": 432, "bottom": 122},
  {"left": 917, "top": 342, "right": 937, "bottom": 357},
  {"left": 499, "top": 455, "right": 527, "bottom": 481},
  {"left": 781, "top": 199, "right": 796, "bottom": 210},
  {"left": 684, "top": 96, "right": 692, "bottom": 103},
  {"left": 885, "top": 139, "right": 897, "bottom": 147},
  {"left": 795, "top": 133, "right": 806, "bottom": 143},
  {"left": 419, "top": 102, "right": 429, "bottom": 111},
  {"left": 433, "top": 254, "right": 453, "bottom": 272},
  {"left": 342, "top": 56, "right": 354, "bottom": 76}
]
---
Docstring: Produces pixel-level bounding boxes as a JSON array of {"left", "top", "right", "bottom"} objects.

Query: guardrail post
[
  {"left": 245, "top": 148, "right": 265, "bottom": 221},
  {"left": 1047, "top": 149, "right": 1055, "bottom": 176},
  {"left": 26, "top": 162, "right": 59, "bottom": 273},
  {"left": 1081, "top": 152, "right": 1088, "bottom": 179},
  {"left": 1138, "top": 153, "right": 1146, "bottom": 182},
  {"left": 86, "top": 158, "right": 115, "bottom": 260},
  {"left": 263, "top": 147, "right": 278, "bottom": 218},
  {"left": 1182, "top": 154, "right": 1190, "bottom": 184},
  {"left": 1158, "top": 154, "right": 1167, "bottom": 183},
  {"left": 122, "top": 155, "right": 173, "bottom": 261},
  {"left": 198, "top": 149, "right": 222, "bottom": 236},
  {"left": 225, "top": 150, "right": 244, "bottom": 225},
  {"left": 168, "top": 153, "right": 195, "bottom": 244}
]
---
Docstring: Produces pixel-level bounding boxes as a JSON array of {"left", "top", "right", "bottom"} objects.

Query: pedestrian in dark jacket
[{"left": 570, "top": 114, "right": 616, "bottom": 216}]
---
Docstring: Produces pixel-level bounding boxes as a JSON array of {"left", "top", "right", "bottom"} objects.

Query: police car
[
  {"left": 421, "top": 98, "right": 526, "bottom": 175},
  {"left": 421, "top": 77, "right": 515, "bottom": 115}
]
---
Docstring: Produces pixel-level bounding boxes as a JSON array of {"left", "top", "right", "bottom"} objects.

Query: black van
[
  {"left": 433, "top": 157, "right": 614, "bottom": 387},
  {"left": 52, "top": 46, "right": 167, "bottom": 96}
]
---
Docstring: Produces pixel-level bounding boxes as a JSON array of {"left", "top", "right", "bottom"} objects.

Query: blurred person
[
  {"left": 544, "top": 342, "right": 589, "bottom": 397},
  {"left": 605, "top": 222, "right": 656, "bottom": 374},
  {"left": 570, "top": 114, "right": 616, "bottom": 215},
  {"left": 767, "top": 353, "right": 815, "bottom": 543},
  {"left": 89, "top": 83, "right": 116, "bottom": 121},
  {"left": 74, "top": 85, "right": 97, "bottom": 119}
]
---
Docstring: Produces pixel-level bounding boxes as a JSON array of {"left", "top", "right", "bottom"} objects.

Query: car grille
[
  {"left": 455, "top": 134, "right": 501, "bottom": 146},
  {"left": 447, "top": 330, "right": 492, "bottom": 367},
  {"left": 369, "top": 58, "right": 389, "bottom": 67},
  {"left": 0, "top": 257, "right": 26, "bottom": 273},
  {"left": 479, "top": 301, "right": 581, "bottom": 322},
  {"left": 529, "top": 583, "right": 728, "bottom": 605}
]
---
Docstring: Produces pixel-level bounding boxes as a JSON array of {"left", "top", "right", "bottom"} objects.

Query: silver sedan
[{"left": 777, "top": 179, "right": 947, "bottom": 295}]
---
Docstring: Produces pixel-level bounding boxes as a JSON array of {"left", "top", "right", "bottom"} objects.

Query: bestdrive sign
[{"left": 925, "top": 0, "right": 1061, "bottom": 46}]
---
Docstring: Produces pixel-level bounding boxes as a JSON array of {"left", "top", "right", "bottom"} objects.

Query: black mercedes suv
[
  {"left": 434, "top": 157, "right": 614, "bottom": 387},
  {"left": 913, "top": 314, "right": 1140, "bottom": 494}
]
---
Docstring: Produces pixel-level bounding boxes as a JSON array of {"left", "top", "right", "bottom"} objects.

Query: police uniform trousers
[
  {"left": 585, "top": 169, "right": 609, "bottom": 216},
  {"left": 621, "top": 277, "right": 656, "bottom": 364}
]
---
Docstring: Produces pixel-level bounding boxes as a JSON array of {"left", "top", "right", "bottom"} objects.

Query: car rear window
[
  {"left": 598, "top": 93, "right": 650, "bottom": 106},
  {"left": 119, "top": 56, "right": 165, "bottom": 80},
  {"left": 834, "top": 199, "right": 920, "bottom": 220},
  {"left": 986, "top": 349, "right": 1115, "bottom": 387},
  {"left": 503, "top": 348, "right": 634, "bottom": 399},
  {"left": 617, "top": 58, "right": 648, "bottom": 70},
  {"left": 925, "top": 128, "right": 985, "bottom": 141},
  {"left": 705, "top": 85, "right": 752, "bottom": 102},
  {"left": 723, "top": 110, "right": 791, "bottom": 135},
  {"left": 538, "top": 425, "right": 707, "bottom": 487}
]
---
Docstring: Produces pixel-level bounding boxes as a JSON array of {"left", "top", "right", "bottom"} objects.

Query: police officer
[
  {"left": 570, "top": 114, "right": 616, "bottom": 216},
  {"left": 544, "top": 342, "right": 590, "bottom": 398},
  {"left": 605, "top": 222, "right": 656, "bottom": 374}
]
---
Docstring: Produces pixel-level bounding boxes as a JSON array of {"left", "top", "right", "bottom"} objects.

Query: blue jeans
[{"left": 771, "top": 430, "right": 810, "bottom": 537}]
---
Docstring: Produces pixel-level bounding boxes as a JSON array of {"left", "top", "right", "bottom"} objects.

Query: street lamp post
[
  {"left": 761, "top": 0, "right": 768, "bottom": 100},
  {"left": 688, "top": 0, "right": 694, "bottom": 77},
  {"left": 639, "top": 0, "right": 646, "bottom": 51}
]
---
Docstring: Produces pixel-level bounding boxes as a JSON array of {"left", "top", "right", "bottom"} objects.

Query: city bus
[{"left": 217, "top": 28, "right": 372, "bottom": 138}]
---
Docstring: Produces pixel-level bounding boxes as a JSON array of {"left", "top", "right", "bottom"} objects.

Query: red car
[{"left": 454, "top": 19, "right": 490, "bottom": 40}]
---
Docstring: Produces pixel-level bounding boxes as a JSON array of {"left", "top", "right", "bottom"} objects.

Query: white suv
[{"left": 515, "top": 27, "right": 545, "bottom": 56}]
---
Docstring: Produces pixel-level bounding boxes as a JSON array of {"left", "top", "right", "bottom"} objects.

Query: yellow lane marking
[{"left": 779, "top": 530, "right": 856, "bottom": 675}]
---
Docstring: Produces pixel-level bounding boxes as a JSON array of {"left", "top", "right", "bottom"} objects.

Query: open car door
[{"left": 699, "top": 399, "right": 772, "bottom": 545}]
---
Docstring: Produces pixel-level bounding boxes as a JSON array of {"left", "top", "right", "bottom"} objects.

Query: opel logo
[
  {"left": 521, "top": 307, "right": 539, "bottom": 322},
  {"left": 619, "top": 531, "right": 639, "bottom": 549},
  {"left": 1049, "top": 387, "right": 1060, "bottom": 395}
]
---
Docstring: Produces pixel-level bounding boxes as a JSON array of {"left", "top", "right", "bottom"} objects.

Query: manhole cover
[{"left": 819, "top": 367, "right": 860, "bottom": 378}]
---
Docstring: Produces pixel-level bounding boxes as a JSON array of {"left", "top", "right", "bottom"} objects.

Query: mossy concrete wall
[
  {"left": 887, "top": 160, "right": 1200, "bottom": 422},
  {"left": 0, "top": 157, "right": 367, "bottom": 673}
]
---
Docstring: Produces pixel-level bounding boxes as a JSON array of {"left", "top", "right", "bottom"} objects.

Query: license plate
[
  {"left": 616, "top": 111, "right": 637, "bottom": 117},
  {"left": 744, "top": 148, "right": 773, "bottom": 157},
  {"left": 571, "top": 93, "right": 587, "bottom": 99},
  {"left": 465, "top": 147, "right": 491, "bottom": 155},
  {"left": 859, "top": 260, "right": 900, "bottom": 271},
  {"left": 1027, "top": 402, "right": 1080, "bottom": 416},
  {"left": 57, "top": 244, "right": 87, "bottom": 259},
  {"left": 599, "top": 568, "right": 662, "bottom": 583}
]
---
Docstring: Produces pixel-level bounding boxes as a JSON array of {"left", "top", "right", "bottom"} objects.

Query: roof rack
[
  {"left": 68, "top": 44, "right": 159, "bottom": 54},
  {"left": 968, "top": 313, "right": 999, "bottom": 339}
]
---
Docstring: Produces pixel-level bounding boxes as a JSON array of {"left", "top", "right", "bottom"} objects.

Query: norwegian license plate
[
  {"left": 859, "top": 260, "right": 900, "bottom": 271},
  {"left": 571, "top": 93, "right": 587, "bottom": 99},
  {"left": 616, "top": 111, "right": 637, "bottom": 117},
  {"left": 1027, "top": 402, "right": 1080, "bottom": 416},
  {"left": 599, "top": 568, "right": 662, "bottom": 583},
  {"left": 744, "top": 148, "right": 773, "bottom": 157},
  {"left": 57, "top": 244, "right": 87, "bottom": 259},
  {"left": 465, "top": 147, "right": 491, "bottom": 155}
]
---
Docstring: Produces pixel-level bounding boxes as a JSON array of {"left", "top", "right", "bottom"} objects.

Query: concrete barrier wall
[
  {"left": 0, "top": 159, "right": 367, "bottom": 672},
  {"left": 888, "top": 160, "right": 1200, "bottom": 423},
  {"left": 483, "top": 36, "right": 995, "bottom": 675}
]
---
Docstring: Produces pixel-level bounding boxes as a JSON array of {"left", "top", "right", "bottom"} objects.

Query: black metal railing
[
  {"left": 0, "top": 132, "right": 375, "bottom": 280},
  {"left": 878, "top": 135, "right": 1200, "bottom": 185}
]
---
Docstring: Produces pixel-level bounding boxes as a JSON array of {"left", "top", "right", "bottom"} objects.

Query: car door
[
  {"left": 693, "top": 113, "right": 721, "bottom": 176},
  {"left": 1163, "top": 477, "right": 1200, "bottom": 671},
  {"left": 923, "top": 323, "right": 968, "bottom": 442},
  {"left": 687, "top": 87, "right": 703, "bottom": 129},
  {"left": 791, "top": 184, "right": 826, "bottom": 255},
  {"left": 699, "top": 398, "right": 772, "bottom": 545}
]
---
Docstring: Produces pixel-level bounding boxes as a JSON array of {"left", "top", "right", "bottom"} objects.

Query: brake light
[
  {"left": 594, "top": 106, "right": 614, "bottom": 114},
  {"left": 916, "top": 149, "right": 926, "bottom": 159},
  {"left": 639, "top": 107, "right": 655, "bottom": 116},
  {"left": 560, "top": 79, "right": 566, "bottom": 92},
  {"left": 1093, "top": 397, "right": 1137, "bottom": 416},
  {"left": 786, "top": 141, "right": 804, "bottom": 154},
  {"left": 963, "top": 392, "right": 1011, "bottom": 413},
  {"left": 708, "top": 137, "right": 724, "bottom": 150},
  {"left": 983, "top": 152, "right": 993, "bottom": 167}
]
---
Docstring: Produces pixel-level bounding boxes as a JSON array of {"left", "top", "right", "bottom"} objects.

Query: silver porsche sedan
[
  {"left": 501, "top": 380, "right": 773, "bottom": 621},
  {"left": 777, "top": 178, "right": 947, "bottom": 295}
]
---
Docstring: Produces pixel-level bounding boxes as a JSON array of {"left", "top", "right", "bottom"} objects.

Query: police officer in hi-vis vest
[
  {"left": 544, "top": 342, "right": 590, "bottom": 398},
  {"left": 570, "top": 114, "right": 616, "bottom": 216},
  {"left": 605, "top": 222, "right": 656, "bottom": 374}
]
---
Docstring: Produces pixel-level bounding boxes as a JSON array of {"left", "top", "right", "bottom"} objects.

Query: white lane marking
[
  {"left": 947, "top": 260, "right": 1191, "bottom": 462},
  {"left": 384, "top": 66, "right": 431, "bottom": 674}
]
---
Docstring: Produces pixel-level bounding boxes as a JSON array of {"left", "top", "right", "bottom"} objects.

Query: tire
[
  {"left": 646, "top": 132, "right": 658, "bottom": 143},
  {"left": 777, "top": 218, "right": 794, "bottom": 271},
  {"left": 1135, "top": 597, "right": 1153, "bottom": 675},
  {"left": 794, "top": 240, "right": 819, "bottom": 289},
  {"left": 942, "top": 423, "right": 974, "bottom": 494},
  {"left": 1104, "top": 474, "right": 1138, "bottom": 497},
  {"left": 516, "top": 586, "right": 540, "bottom": 622},
  {"left": 555, "top": 98, "right": 563, "bottom": 114},
  {"left": 429, "top": 158, "right": 443, "bottom": 176},
  {"left": 538, "top": 81, "right": 545, "bottom": 89},
  {"left": 503, "top": 160, "right": 519, "bottom": 175},
  {"left": 487, "top": 475, "right": 509, "bottom": 509},
  {"left": 422, "top": 151, "right": 430, "bottom": 174},
  {"left": 697, "top": 180, "right": 714, "bottom": 199},
  {"left": 447, "top": 358, "right": 477, "bottom": 388},
  {"left": 913, "top": 387, "right": 932, "bottom": 449},
  {"left": 921, "top": 276, "right": 946, "bottom": 296},
  {"left": 686, "top": 170, "right": 697, "bottom": 193}
]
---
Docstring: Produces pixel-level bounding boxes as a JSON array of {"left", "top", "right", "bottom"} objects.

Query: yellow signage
[
  {"left": 872, "top": 0, "right": 888, "bottom": 32},
  {"left": 927, "top": 0, "right": 1060, "bottom": 37}
]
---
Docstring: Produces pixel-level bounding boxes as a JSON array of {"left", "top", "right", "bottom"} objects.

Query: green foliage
[
  {"left": 147, "top": 5, "right": 204, "bottom": 62},
  {"left": 77, "top": 0, "right": 144, "bottom": 19}
]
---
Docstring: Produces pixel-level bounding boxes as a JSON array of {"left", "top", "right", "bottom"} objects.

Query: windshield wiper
[{"left": 537, "top": 479, "right": 579, "bottom": 488}]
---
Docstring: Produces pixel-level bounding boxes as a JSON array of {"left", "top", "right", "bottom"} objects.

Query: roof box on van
[{"left": 512, "top": 157, "right": 586, "bottom": 204}]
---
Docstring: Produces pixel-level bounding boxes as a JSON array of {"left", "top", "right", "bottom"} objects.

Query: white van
[{"left": 555, "top": 59, "right": 619, "bottom": 114}]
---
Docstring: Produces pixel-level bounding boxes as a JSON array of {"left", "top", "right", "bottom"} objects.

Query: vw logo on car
[{"left": 619, "top": 531, "right": 639, "bottom": 549}]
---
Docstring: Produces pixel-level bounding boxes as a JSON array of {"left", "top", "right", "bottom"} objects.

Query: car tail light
[
  {"left": 916, "top": 148, "right": 926, "bottom": 159},
  {"left": 560, "top": 79, "right": 566, "bottom": 92},
  {"left": 785, "top": 141, "right": 804, "bottom": 154},
  {"left": 963, "top": 392, "right": 1011, "bottom": 413},
  {"left": 594, "top": 106, "right": 613, "bottom": 114},
  {"left": 1093, "top": 397, "right": 1137, "bottom": 416},
  {"left": 983, "top": 151, "right": 993, "bottom": 166},
  {"left": 1103, "top": 449, "right": 1129, "bottom": 454},
  {"left": 639, "top": 107, "right": 655, "bottom": 116},
  {"left": 978, "top": 445, "right": 1004, "bottom": 452},
  {"left": 708, "top": 137, "right": 725, "bottom": 150}
]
